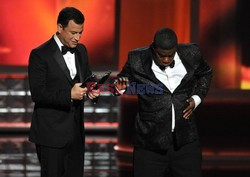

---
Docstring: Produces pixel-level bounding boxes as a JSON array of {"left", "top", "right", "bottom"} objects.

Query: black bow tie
[
  {"left": 159, "top": 60, "right": 175, "bottom": 70},
  {"left": 61, "top": 46, "right": 76, "bottom": 55}
]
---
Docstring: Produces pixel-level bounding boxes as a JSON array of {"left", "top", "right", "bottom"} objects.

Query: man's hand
[
  {"left": 87, "top": 83, "right": 100, "bottom": 100},
  {"left": 71, "top": 83, "right": 87, "bottom": 100},
  {"left": 115, "top": 77, "right": 129, "bottom": 91},
  {"left": 183, "top": 98, "right": 195, "bottom": 119}
]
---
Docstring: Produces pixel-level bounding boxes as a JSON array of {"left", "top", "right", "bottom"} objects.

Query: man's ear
[{"left": 57, "top": 23, "right": 63, "bottom": 34}]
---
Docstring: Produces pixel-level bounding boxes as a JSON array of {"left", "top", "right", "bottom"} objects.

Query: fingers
[
  {"left": 88, "top": 82, "right": 97, "bottom": 90},
  {"left": 78, "top": 88, "right": 87, "bottom": 100},
  {"left": 91, "top": 89, "right": 100, "bottom": 95},
  {"left": 88, "top": 89, "right": 100, "bottom": 100},
  {"left": 82, "top": 87, "right": 87, "bottom": 93},
  {"left": 88, "top": 92, "right": 94, "bottom": 100},
  {"left": 71, "top": 83, "right": 87, "bottom": 100},
  {"left": 115, "top": 77, "right": 129, "bottom": 90},
  {"left": 183, "top": 103, "right": 192, "bottom": 113},
  {"left": 183, "top": 104, "right": 192, "bottom": 119},
  {"left": 118, "top": 77, "right": 129, "bottom": 82},
  {"left": 183, "top": 98, "right": 195, "bottom": 119},
  {"left": 115, "top": 77, "right": 128, "bottom": 84},
  {"left": 183, "top": 108, "right": 193, "bottom": 119}
]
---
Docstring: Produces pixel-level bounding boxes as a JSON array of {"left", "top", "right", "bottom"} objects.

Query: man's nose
[
  {"left": 74, "top": 34, "right": 81, "bottom": 41},
  {"left": 162, "top": 57, "right": 172, "bottom": 62}
]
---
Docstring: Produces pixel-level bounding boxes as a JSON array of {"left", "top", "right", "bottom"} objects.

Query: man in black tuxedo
[
  {"left": 28, "top": 7, "right": 99, "bottom": 177},
  {"left": 115, "top": 28, "right": 212, "bottom": 177}
]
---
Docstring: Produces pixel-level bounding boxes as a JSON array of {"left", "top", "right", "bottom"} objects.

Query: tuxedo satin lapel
[
  {"left": 142, "top": 49, "right": 170, "bottom": 93},
  {"left": 48, "top": 37, "right": 72, "bottom": 84},
  {"left": 75, "top": 49, "right": 83, "bottom": 83},
  {"left": 53, "top": 48, "right": 73, "bottom": 84},
  {"left": 142, "top": 50, "right": 159, "bottom": 83}
]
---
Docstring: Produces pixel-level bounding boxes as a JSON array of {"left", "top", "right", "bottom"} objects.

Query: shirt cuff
[{"left": 191, "top": 95, "right": 201, "bottom": 109}]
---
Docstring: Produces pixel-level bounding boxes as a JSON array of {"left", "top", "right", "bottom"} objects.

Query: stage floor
[{"left": 0, "top": 135, "right": 249, "bottom": 177}]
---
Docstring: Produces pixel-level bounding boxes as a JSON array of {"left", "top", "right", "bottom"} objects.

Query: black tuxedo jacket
[
  {"left": 28, "top": 37, "right": 92, "bottom": 148},
  {"left": 118, "top": 44, "right": 212, "bottom": 151}
]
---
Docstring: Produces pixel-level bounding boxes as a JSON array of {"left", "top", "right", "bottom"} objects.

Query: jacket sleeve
[
  {"left": 28, "top": 50, "right": 72, "bottom": 107},
  {"left": 112, "top": 52, "right": 134, "bottom": 96},
  {"left": 118, "top": 52, "right": 134, "bottom": 80},
  {"left": 193, "top": 47, "right": 213, "bottom": 101}
]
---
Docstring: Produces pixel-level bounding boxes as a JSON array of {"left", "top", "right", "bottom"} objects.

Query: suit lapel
[
  {"left": 142, "top": 49, "right": 160, "bottom": 83},
  {"left": 174, "top": 46, "right": 194, "bottom": 92},
  {"left": 53, "top": 46, "right": 73, "bottom": 84},
  {"left": 49, "top": 37, "right": 72, "bottom": 84},
  {"left": 75, "top": 49, "right": 83, "bottom": 83}
]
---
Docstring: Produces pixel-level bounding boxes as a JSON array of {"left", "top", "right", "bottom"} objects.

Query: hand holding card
[{"left": 88, "top": 71, "right": 112, "bottom": 104}]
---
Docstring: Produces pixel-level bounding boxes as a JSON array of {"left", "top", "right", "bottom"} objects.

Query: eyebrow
[{"left": 157, "top": 51, "right": 175, "bottom": 57}]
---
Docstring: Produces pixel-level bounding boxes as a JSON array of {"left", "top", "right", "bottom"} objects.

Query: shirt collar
[{"left": 53, "top": 34, "right": 64, "bottom": 52}]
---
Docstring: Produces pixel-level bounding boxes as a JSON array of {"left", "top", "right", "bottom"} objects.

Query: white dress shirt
[
  {"left": 151, "top": 52, "right": 201, "bottom": 131},
  {"left": 53, "top": 34, "right": 77, "bottom": 79}
]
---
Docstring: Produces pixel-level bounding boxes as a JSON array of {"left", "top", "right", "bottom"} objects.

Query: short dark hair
[
  {"left": 153, "top": 28, "right": 178, "bottom": 50},
  {"left": 57, "top": 7, "right": 85, "bottom": 28}
]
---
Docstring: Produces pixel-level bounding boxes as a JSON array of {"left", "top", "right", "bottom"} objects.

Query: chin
[{"left": 71, "top": 44, "right": 77, "bottom": 48}]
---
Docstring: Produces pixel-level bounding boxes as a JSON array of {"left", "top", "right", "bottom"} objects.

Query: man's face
[
  {"left": 57, "top": 20, "right": 84, "bottom": 48},
  {"left": 153, "top": 46, "right": 176, "bottom": 67}
]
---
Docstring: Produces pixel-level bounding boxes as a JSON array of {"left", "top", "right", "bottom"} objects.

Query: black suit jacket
[
  {"left": 28, "top": 37, "right": 92, "bottom": 148},
  {"left": 118, "top": 44, "right": 212, "bottom": 151}
]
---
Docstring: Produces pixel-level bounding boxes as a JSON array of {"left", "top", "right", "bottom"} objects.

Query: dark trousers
[
  {"left": 36, "top": 131, "right": 84, "bottom": 177},
  {"left": 133, "top": 140, "right": 202, "bottom": 177}
]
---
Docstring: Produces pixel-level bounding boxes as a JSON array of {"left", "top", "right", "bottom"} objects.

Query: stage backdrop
[
  {"left": 199, "top": 0, "right": 250, "bottom": 89},
  {"left": 0, "top": 0, "right": 116, "bottom": 70},
  {"left": 0, "top": 0, "right": 249, "bottom": 89}
]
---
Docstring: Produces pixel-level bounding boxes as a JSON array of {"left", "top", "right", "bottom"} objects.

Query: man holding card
[{"left": 28, "top": 7, "right": 100, "bottom": 177}]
